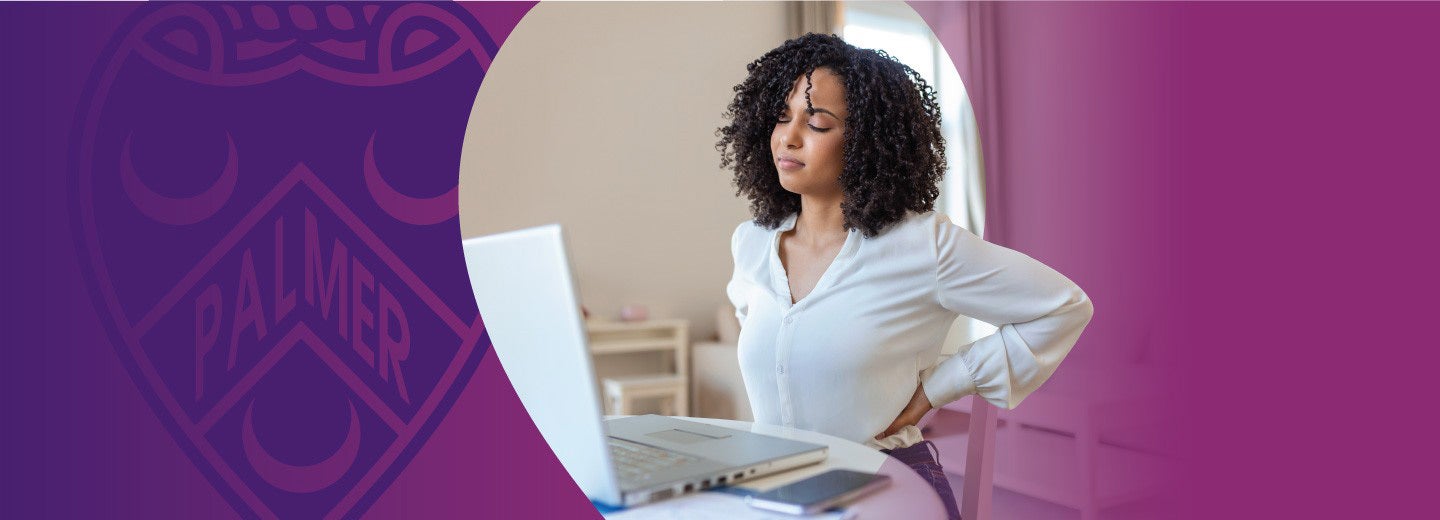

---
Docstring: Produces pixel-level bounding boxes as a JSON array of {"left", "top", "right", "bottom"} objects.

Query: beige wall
[{"left": 459, "top": 2, "right": 792, "bottom": 343}]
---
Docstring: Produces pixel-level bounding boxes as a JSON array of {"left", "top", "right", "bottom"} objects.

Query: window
[
  {"left": 842, "top": 1, "right": 983, "bottom": 235},
  {"left": 842, "top": 1, "right": 996, "bottom": 347}
]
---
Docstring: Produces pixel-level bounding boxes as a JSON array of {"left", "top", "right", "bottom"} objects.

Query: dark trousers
[{"left": 882, "top": 440, "right": 962, "bottom": 520}]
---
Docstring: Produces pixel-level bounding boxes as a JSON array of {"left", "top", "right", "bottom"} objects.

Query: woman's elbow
[
  {"left": 1060, "top": 286, "right": 1095, "bottom": 328},
  {"left": 1076, "top": 292, "right": 1095, "bottom": 327}
]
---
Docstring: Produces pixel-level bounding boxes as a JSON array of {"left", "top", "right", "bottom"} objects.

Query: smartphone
[{"left": 745, "top": 469, "right": 892, "bottom": 515}]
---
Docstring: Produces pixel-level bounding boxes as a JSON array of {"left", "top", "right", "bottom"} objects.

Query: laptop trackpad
[{"left": 647, "top": 428, "right": 730, "bottom": 444}]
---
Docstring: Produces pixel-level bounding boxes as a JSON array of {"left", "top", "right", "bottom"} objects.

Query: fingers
[
  {"left": 876, "top": 386, "right": 930, "bottom": 440},
  {"left": 877, "top": 417, "right": 905, "bottom": 439},
  {"left": 876, "top": 412, "right": 918, "bottom": 440}
]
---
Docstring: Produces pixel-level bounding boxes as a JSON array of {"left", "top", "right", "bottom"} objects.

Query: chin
[{"left": 776, "top": 173, "right": 806, "bottom": 194}]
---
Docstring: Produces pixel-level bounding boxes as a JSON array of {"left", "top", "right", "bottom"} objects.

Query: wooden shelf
[
  {"left": 585, "top": 318, "right": 688, "bottom": 333},
  {"left": 590, "top": 338, "right": 680, "bottom": 355},
  {"left": 585, "top": 319, "right": 690, "bottom": 416}
]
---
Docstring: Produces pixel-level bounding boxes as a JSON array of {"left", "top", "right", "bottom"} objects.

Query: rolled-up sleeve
[{"left": 920, "top": 214, "right": 1094, "bottom": 409}]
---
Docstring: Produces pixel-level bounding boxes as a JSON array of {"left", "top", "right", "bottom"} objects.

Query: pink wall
[
  {"left": 915, "top": 3, "right": 1440, "bottom": 519},
  {"left": 914, "top": 3, "right": 1180, "bottom": 365}
]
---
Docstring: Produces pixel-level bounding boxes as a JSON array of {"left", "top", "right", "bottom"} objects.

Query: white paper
[{"left": 604, "top": 492, "right": 855, "bottom": 520}]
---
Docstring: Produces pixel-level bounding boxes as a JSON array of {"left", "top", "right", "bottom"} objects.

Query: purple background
[
  {"left": 3, "top": 2, "right": 1437, "bottom": 519},
  {"left": 914, "top": 2, "right": 1440, "bottom": 519},
  {"left": 2, "top": 2, "right": 599, "bottom": 518}
]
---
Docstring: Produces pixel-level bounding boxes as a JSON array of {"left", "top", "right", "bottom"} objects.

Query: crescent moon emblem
[
  {"left": 242, "top": 399, "right": 362, "bottom": 493},
  {"left": 363, "top": 132, "right": 459, "bottom": 226},
  {"left": 120, "top": 132, "right": 238, "bottom": 225}
]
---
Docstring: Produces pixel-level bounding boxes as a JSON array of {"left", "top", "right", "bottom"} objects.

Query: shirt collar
[{"left": 778, "top": 213, "right": 798, "bottom": 233}]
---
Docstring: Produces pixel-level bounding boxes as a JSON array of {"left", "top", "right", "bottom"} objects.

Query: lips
[{"left": 776, "top": 155, "right": 805, "bottom": 170}]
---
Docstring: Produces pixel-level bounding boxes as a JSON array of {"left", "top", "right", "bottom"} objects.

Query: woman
[{"left": 717, "top": 34, "right": 1094, "bottom": 519}]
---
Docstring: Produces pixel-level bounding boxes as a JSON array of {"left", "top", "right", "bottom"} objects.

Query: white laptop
[{"left": 462, "top": 224, "right": 826, "bottom": 507}]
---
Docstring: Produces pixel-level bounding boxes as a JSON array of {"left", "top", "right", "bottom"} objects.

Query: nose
[{"left": 778, "top": 119, "right": 801, "bottom": 149}]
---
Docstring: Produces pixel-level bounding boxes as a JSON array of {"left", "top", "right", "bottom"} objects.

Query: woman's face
[{"left": 771, "top": 67, "right": 848, "bottom": 198}]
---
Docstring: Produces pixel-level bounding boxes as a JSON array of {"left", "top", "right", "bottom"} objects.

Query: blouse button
[
  {"left": 777, "top": 365, "right": 785, "bottom": 374},
  {"left": 784, "top": 316, "right": 793, "bottom": 325}
]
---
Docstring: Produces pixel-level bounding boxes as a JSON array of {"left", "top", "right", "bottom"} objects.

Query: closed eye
[{"left": 774, "top": 118, "right": 832, "bottom": 132}]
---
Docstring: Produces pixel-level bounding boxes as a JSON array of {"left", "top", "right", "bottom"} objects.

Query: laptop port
[
  {"left": 734, "top": 472, "right": 744, "bottom": 480},
  {"left": 701, "top": 479, "right": 710, "bottom": 488},
  {"left": 683, "top": 483, "right": 694, "bottom": 493},
  {"left": 718, "top": 476, "right": 728, "bottom": 485}
]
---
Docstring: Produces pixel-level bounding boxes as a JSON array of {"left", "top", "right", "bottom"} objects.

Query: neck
[{"left": 793, "top": 194, "right": 847, "bottom": 244}]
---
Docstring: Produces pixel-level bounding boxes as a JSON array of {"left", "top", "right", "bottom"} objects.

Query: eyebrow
[
  {"left": 806, "top": 107, "right": 841, "bottom": 119},
  {"left": 782, "top": 105, "right": 842, "bottom": 120}
]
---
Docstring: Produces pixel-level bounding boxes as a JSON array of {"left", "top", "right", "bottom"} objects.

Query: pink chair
[
  {"left": 919, "top": 396, "right": 999, "bottom": 520},
  {"left": 960, "top": 400, "right": 998, "bottom": 520},
  {"left": 928, "top": 362, "right": 1175, "bottom": 520}
]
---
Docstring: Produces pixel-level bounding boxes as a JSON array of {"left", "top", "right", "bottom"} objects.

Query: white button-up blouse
[{"left": 726, "top": 211, "right": 1094, "bottom": 449}]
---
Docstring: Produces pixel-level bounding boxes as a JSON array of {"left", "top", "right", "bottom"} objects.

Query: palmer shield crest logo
[{"left": 70, "top": 3, "right": 501, "bottom": 517}]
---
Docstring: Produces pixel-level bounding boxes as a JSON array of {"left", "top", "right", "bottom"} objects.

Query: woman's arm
[
  {"left": 725, "top": 222, "right": 750, "bottom": 324},
  {"left": 920, "top": 214, "right": 1095, "bottom": 410}
]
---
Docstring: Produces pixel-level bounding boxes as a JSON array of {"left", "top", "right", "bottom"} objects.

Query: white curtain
[{"left": 789, "top": 1, "right": 842, "bottom": 38}]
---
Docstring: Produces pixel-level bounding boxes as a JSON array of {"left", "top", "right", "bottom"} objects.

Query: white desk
[{"left": 608, "top": 416, "right": 948, "bottom": 519}]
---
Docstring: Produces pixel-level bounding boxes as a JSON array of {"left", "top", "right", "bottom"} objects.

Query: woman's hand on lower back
[{"left": 876, "top": 384, "right": 933, "bottom": 439}]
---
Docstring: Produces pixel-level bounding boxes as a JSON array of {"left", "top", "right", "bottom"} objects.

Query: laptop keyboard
[{"left": 608, "top": 437, "right": 697, "bottom": 482}]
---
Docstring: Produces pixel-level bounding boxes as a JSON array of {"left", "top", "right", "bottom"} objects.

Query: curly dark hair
[{"left": 716, "top": 33, "right": 946, "bottom": 238}]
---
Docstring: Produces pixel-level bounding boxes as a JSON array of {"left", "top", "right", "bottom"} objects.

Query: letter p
[{"left": 195, "top": 284, "right": 222, "bottom": 400}]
